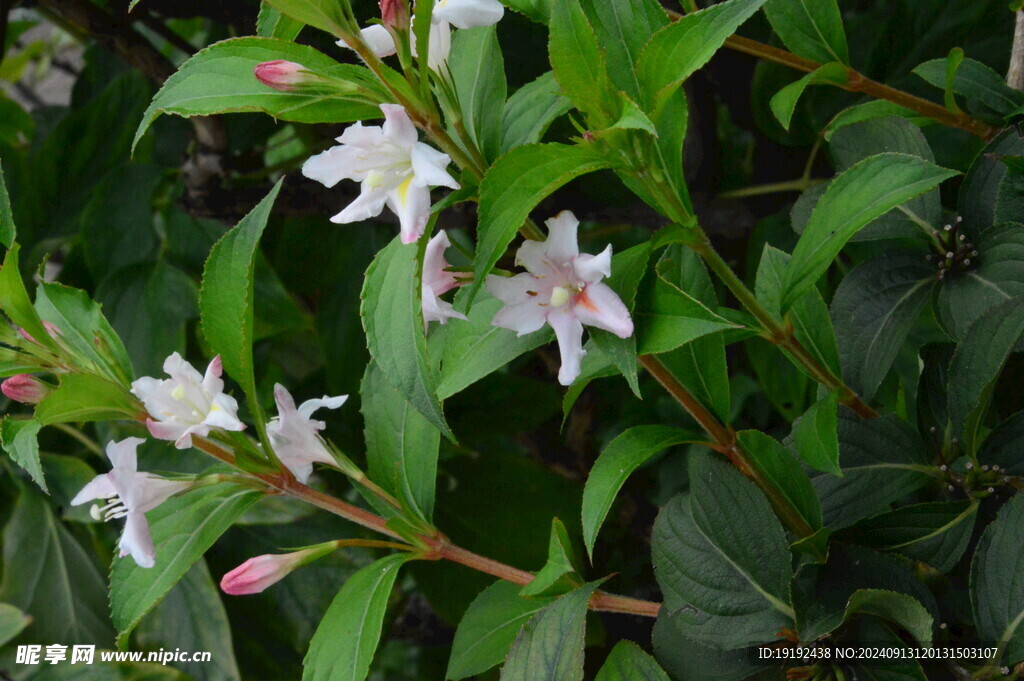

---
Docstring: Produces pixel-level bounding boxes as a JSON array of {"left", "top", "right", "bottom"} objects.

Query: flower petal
[
  {"left": 336, "top": 24, "right": 397, "bottom": 58},
  {"left": 387, "top": 178, "right": 432, "bottom": 243},
  {"left": 302, "top": 145, "right": 366, "bottom": 188},
  {"left": 201, "top": 355, "right": 225, "bottom": 395},
  {"left": 491, "top": 301, "right": 548, "bottom": 337},
  {"left": 433, "top": 0, "right": 505, "bottom": 28},
  {"left": 542, "top": 210, "right": 581, "bottom": 263},
  {"left": 70, "top": 474, "right": 116, "bottom": 506},
  {"left": 424, "top": 231, "right": 459, "bottom": 294},
  {"left": 120, "top": 512, "right": 156, "bottom": 568},
  {"left": 297, "top": 395, "right": 349, "bottom": 421},
  {"left": 547, "top": 308, "right": 585, "bottom": 385},
  {"left": 106, "top": 436, "right": 145, "bottom": 472},
  {"left": 422, "top": 287, "right": 467, "bottom": 331},
  {"left": 332, "top": 184, "right": 389, "bottom": 224},
  {"left": 574, "top": 244, "right": 612, "bottom": 283},
  {"left": 411, "top": 143, "right": 459, "bottom": 189},
  {"left": 486, "top": 272, "right": 548, "bottom": 305},
  {"left": 574, "top": 282, "right": 634, "bottom": 338},
  {"left": 381, "top": 103, "right": 418, "bottom": 148}
]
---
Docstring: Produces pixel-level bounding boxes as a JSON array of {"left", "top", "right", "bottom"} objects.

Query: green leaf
[
  {"left": 813, "top": 413, "right": 932, "bottom": 530},
  {"left": 256, "top": 0, "right": 348, "bottom": 38},
  {"left": 360, "top": 362, "right": 439, "bottom": 523},
  {"left": 915, "top": 56, "right": 1024, "bottom": 118},
  {"left": 0, "top": 158, "right": 14, "bottom": 248},
  {"left": 450, "top": 26, "right": 507, "bottom": 162},
  {"left": 200, "top": 181, "right": 282, "bottom": 411},
  {"left": 659, "top": 334, "right": 732, "bottom": 422},
  {"left": 438, "top": 291, "right": 553, "bottom": 400},
  {"left": 472, "top": 143, "right": 612, "bottom": 299},
  {"left": 792, "top": 545, "right": 939, "bottom": 644},
  {"left": 588, "top": 242, "right": 651, "bottom": 396},
  {"left": 942, "top": 47, "right": 966, "bottom": 114},
  {"left": 0, "top": 417, "right": 45, "bottom": 492},
  {"left": 582, "top": 426, "right": 699, "bottom": 558},
  {"left": 947, "top": 296, "right": 1024, "bottom": 453},
  {"left": 637, "top": 0, "right": 768, "bottom": 112},
  {"left": 972, "top": 494, "right": 1024, "bottom": 665},
  {"left": 34, "top": 373, "right": 140, "bottom": 425},
  {"left": 653, "top": 463, "right": 793, "bottom": 651},
  {"left": 303, "top": 553, "right": 409, "bottom": 681},
  {"left": 110, "top": 483, "right": 263, "bottom": 646},
  {"left": 756, "top": 245, "right": 840, "bottom": 376},
  {"left": 830, "top": 254, "right": 934, "bottom": 401},
  {"left": 738, "top": 429, "right": 823, "bottom": 531},
  {"left": 769, "top": 62, "right": 848, "bottom": 130},
  {"left": 792, "top": 391, "right": 841, "bottom": 476},
  {"left": 447, "top": 581, "right": 554, "bottom": 680},
  {"left": 134, "top": 38, "right": 383, "bottom": 150},
  {"left": 783, "top": 153, "right": 956, "bottom": 309},
  {"left": 257, "top": 2, "right": 304, "bottom": 40},
  {"left": 0, "top": 244, "right": 55, "bottom": 353},
  {"left": 652, "top": 616, "right": 769, "bottom": 681},
  {"left": 500, "top": 581, "right": 602, "bottom": 681},
  {"left": 548, "top": 0, "right": 619, "bottom": 125},
  {"left": 0, "top": 491, "right": 114, "bottom": 646},
  {"left": 135, "top": 559, "right": 241, "bottom": 681},
  {"left": 936, "top": 223, "right": 1024, "bottom": 341},
  {"left": 960, "top": 131, "right": 1024, "bottom": 236},
  {"left": 838, "top": 501, "right": 977, "bottom": 573},
  {"left": 0, "top": 603, "right": 30, "bottom": 647},
  {"left": 980, "top": 411, "right": 1024, "bottom": 474},
  {"left": 843, "top": 589, "right": 933, "bottom": 647},
  {"left": 763, "top": 0, "right": 850, "bottom": 64},
  {"left": 580, "top": 0, "right": 668, "bottom": 100},
  {"left": 361, "top": 236, "right": 451, "bottom": 439},
  {"left": 825, "top": 101, "right": 924, "bottom": 140},
  {"left": 521, "top": 518, "right": 582, "bottom": 597},
  {"left": 35, "top": 281, "right": 135, "bottom": 384},
  {"left": 635, "top": 246, "right": 739, "bottom": 355},
  {"left": 594, "top": 641, "right": 671, "bottom": 681},
  {"left": 824, "top": 116, "right": 942, "bottom": 242},
  {"left": 501, "top": 72, "right": 572, "bottom": 153}
]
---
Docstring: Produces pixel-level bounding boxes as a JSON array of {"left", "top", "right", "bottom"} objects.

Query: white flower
[
  {"left": 131, "top": 353, "right": 245, "bottom": 450},
  {"left": 302, "top": 104, "right": 459, "bottom": 244},
  {"left": 338, "top": 0, "right": 504, "bottom": 70},
  {"left": 422, "top": 230, "right": 467, "bottom": 331},
  {"left": 71, "top": 437, "right": 192, "bottom": 568},
  {"left": 267, "top": 384, "right": 348, "bottom": 483},
  {"left": 486, "top": 211, "right": 634, "bottom": 386}
]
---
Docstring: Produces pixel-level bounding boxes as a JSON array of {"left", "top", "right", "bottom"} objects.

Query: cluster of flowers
[
  {"left": 254, "top": 0, "right": 636, "bottom": 384},
  {"left": 4, "top": 353, "right": 346, "bottom": 577},
  {"left": 0, "top": 0, "right": 640, "bottom": 596}
]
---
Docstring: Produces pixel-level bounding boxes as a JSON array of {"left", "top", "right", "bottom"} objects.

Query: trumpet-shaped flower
[
  {"left": 131, "top": 353, "right": 245, "bottom": 450},
  {"left": 338, "top": 0, "right": 504, "bottom": 70},
  {"left": 422, "top": 230, "right": 467, "bottom": 330},
  {"left": 302, "top": 104, "right": 459, "bottom": 244},
  {"left": 486, "top": 211, "right": 634, "bottom": 386},
  {"left": 267, "top": 384, "right": 348, "bottom": 483},
  {"left": 71, "top": 437, "right": 192, "bottom": 568}
]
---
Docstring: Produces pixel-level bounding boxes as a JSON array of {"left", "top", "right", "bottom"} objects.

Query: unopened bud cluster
[{"left": 924, "top": 216, "right": 979, "bottom": 281}]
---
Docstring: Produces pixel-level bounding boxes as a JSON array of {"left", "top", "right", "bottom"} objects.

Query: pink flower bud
[
  {"left": 380, "top": 0, "right": 409, "bottom": 31},
  {"left": 222, "top": 548, "right": 317, "bottom": 593},
  {"left": 2, "top": 374, "right": 51, "bottom": 404},
  {"left": 253, "top": 60, "right": 305, "bottom": 91}
]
